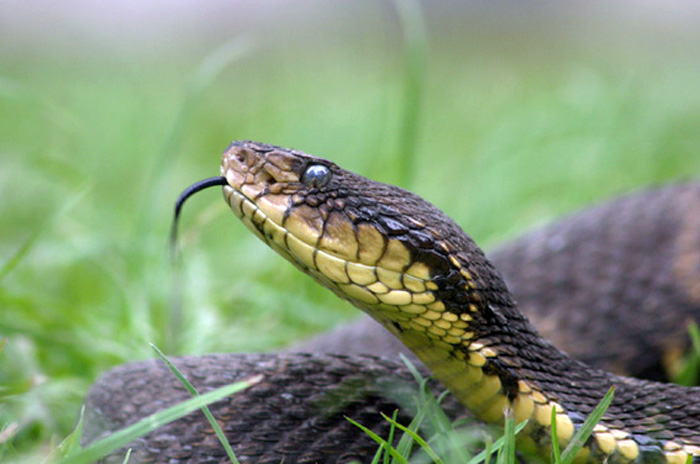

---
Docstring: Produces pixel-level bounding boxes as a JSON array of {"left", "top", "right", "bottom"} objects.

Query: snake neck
[{"left": 379, "top": 231, "right": 592, "bottom": 421}]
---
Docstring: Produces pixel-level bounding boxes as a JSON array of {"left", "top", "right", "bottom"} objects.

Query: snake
[{"left": 83, "top": 141, "right": 700, "bottom": 463}]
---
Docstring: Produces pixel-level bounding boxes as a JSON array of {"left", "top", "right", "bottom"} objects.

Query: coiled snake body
[{"left": 85, "top": 142, "right": 700, "bottom": 463}]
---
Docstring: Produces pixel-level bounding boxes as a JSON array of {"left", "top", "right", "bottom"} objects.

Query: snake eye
[{"left": 301, "top": 164, "right": 331, "bottom": 188}]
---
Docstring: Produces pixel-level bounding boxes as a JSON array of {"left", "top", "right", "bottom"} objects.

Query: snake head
[
  {"left": 219, "top": 140, "right": 495, "bottom": 328},
  {"left": 221, "top": 140, "right": 431, "bottom": 269}
]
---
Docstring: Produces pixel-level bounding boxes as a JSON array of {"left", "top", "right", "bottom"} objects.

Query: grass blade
[
  {"left": 380, "top": 412, "right": 445, "bottom": 464},
  {"left": 391, "top": 0, "right": 427, "bottom": 188},
  {"left": 468, "top": 420, "right": 528, "bottom": 464},
  {"left": 496, "top": 409, "right": 515, "bottom": 464},
  {"left": 398, "top": 353, "right": 425, "bottom": 384},
  {"left": 674, "top": 322, "right": 700, "bottom": 386},
  {"left": 54, "top": 406, "right": 85, "bottom": 459},
  {"left": 383, "top": 409, "right": 399, "bottom": 464},
  {"left": 559, "top": 387, "right": 615, "bottom": 464},
  {"left": 397, "top": 354, "right": 474, "bottom": 463},
  {"left": 59, "top": 374, "right": 262, "bottom": 464},
  {"left": 345, "top": 416, "right": 408, "bottom": 464},
  {"left": 394, "top": 403, "right": 425, "bottom": 457},
  {"left": 482, "top": 437, "right": 493, "bottom": 464},
  {"left": 151, "top": 343, "right": 241, "bottom": 463},
  {"left": 551, "top": 404, "right": 562, "bottom": 464},
  {"left": 370, "top": 443, "right": 384, "bottom": 464}
]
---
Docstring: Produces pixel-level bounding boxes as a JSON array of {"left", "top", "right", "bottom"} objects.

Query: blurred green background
[{"left": 1, "top": 1, "right": 700, "bottom": 461}]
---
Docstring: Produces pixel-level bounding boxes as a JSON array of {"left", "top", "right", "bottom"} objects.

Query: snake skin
[
  {"left": 84, "top": 353, "right": 467, "bottom": 463},
  {"left": 83, "top": 182, "right": 700, "bottom": 463},
  {"left": 298, "top": 183, "right": 700, "bottom": 380}
]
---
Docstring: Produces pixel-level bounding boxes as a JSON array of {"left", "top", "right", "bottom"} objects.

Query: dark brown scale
[
  {"left": 377, "top": 216, "right": 409, "bottom": 236},
  {"left": 408, "top": 229, "right": 433, "bottom": 249},
  {"left": 305, "top": 194, "right": 320, "bottom": 206}
]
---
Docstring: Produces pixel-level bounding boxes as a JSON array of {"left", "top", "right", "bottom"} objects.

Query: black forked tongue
[{"left": 169, "top": 176, "right": 229, "bottom": 256}]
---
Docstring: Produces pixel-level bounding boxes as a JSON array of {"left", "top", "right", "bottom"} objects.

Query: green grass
[
  {"left": 148, "top": 343, "right": 243, "bottom": 464},
  {"left": 56, "top": 375, "right": 260, "bottom": 464},
  {"left": 674, "top": 323, "right": 700, "bottom": 387},
  {"left": 1, "top": 5, "right": 700, "bottom": 463},
  {"left": 347, "top": 361, "right": 615, "bottom": 464}
]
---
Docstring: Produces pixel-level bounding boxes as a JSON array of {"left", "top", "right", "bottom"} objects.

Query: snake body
[{"left": 84, "top": 141, "right": 700, "bottom": 463}]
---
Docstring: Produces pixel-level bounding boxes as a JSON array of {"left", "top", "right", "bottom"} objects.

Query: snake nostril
[
  {"left": 259, "top": 170, "right": 275, "bottom": 185},
  {"left": 230, "top": 146, "right": 253, "bottom": 166}
]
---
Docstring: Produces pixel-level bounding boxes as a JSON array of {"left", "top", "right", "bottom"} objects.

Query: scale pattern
[
  {"left": 84, "top": 353, "right": 465, "bottom": 464},
  {"left": 298, "top": 182, "right": 700, "bottom": 380}
]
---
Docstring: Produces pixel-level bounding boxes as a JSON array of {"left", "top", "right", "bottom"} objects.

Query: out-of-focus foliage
[{"left": 1, "top": 2, "right": 699, "bottom": 461}]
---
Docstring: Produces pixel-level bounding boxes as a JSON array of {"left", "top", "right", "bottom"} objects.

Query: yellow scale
[{"left": 223, "top": 179, "right": 700, "bottom": 464}]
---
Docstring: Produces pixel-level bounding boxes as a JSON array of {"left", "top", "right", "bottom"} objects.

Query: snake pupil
[{"left": 301, "top": 164, "right": 331, "bottom": 188}]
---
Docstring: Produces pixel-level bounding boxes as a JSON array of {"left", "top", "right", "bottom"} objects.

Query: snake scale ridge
[{"left": 84, "top": 141, "right": 700, "bottom": 463}]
